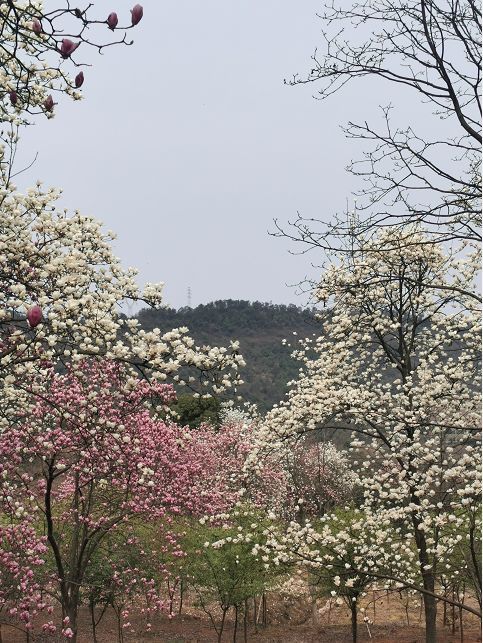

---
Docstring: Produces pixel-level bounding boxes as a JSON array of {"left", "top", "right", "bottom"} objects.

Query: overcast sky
[{"left": 17, "top": 1, "right": 410, "bottom": 309}]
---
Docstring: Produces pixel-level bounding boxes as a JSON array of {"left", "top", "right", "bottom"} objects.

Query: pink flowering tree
[
  {"left": 82, "top": 524, "right": 173, "bottom": 643},
  {"left": 190, "top": 415, "right": 289, "bottom": 515},
  {"left": 0, "top": 523, "right": 56, "bottom": 637},
  {"left": 0, "top": 359, "right": 237, "bottom": 641}
]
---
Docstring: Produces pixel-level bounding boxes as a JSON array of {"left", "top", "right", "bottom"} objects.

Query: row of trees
[
  {"left": 0, "top": 356, "right": 355, "bottom": 640},
  {"left": 0, "top": 1, "right": 256, "bottom": 640},
  {"left": 0, "top": 1, "right": 480, "bottom": 642}
]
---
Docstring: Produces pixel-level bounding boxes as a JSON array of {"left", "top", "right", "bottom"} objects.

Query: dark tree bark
[
  {"left": 217, "top": 607, "right": 228, "bottom": 643},
  {"left": 243, "top": 599, "right": 248, "bottom": 643},
  {"left": 233, "top": 604, "right": 239, "bottom": 643},
  {"left": 350, "top": 599, "right": 358, "bottom": 643},
  {"left": 89, "top": 599, "right": 98, "bottom": 643}
]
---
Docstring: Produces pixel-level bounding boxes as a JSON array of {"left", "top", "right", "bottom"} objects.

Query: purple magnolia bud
[
  {"left": 60, "top": 38, "right": 79, "bottom": 59},
  {"left": 131, "top": 4, "right": 143, "bottom": 26},
  {"left": 44, "top": 95, "right": 54, "bottom": 112},
  {"left": 9, "top": 91, "right": 17, "bottom": 106},
  {"left": 32, "top": 18, "right": 42, "bottom": 34},
  {"left": 107, "top": 12, "right": 119, "bottom": 30},
  {"left": 27, "top": 305, "right": 42, "bottom": 328},
  {"left": 75, "top": 71, "right": 84, "bottom": 88}
]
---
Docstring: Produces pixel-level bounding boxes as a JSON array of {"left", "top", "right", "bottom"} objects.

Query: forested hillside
[{"left": 137, "top": 300, "right": 319, "bottom": 410}]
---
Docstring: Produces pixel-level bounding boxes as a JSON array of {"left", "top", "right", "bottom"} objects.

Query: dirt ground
[{"left": 1, "top": 592, "right": 481, "bottom": 642}]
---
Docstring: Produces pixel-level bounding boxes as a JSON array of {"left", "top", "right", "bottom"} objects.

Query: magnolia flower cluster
[
  {"left": 0, "top": 523, "right": 51, "bottom": 629},
  {"left": 1, "top": 0, "right": 144, "bottom": 123}
]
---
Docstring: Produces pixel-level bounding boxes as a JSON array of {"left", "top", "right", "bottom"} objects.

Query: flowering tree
[
  {"left": 0, "top": 2, "right": 244, "bottom": 409},
  {"left": 0, "top": 4, "right": 248, "bottom": 640},
  {"left": 1, "top": 1, "right": 144, "bottom": 123},
  {"left": 82, "top": 523, "right": 173, "bottom": 643},
  {"left": 181, "top": 509, "right": 286, "bottom": 643},
  {"left": 0, "top": 359, "right": 245, "bottom": 640},
  {"left": 0, "top": 169, "right": 244, "bottom": 420},
  {"left": 0, "top": 523, "right": 56, "bottom": 636},
  {"left": 200, "top": 410, "right": 290, "bottom": 515},
  {"left": 249, "top": 230, "right": 481, "bottom": 643},
  {"left": 284, "top": 439, "right": 356, "bottom": 520}
]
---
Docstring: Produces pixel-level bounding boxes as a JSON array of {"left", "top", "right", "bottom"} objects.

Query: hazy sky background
[{"left": 16, "top": 1, "right": 422, "bottom": 309}]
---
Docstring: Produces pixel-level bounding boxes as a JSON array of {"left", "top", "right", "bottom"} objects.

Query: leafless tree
[{"left": 275, "top": 0, "right": 481, "bottom": 254}]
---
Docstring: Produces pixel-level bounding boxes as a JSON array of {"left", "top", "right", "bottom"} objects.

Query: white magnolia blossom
[
  {"left": 218, "top": 401, "right": 259, "bottom": 426},
  {"left": 246, "top": 229, "right": 481, "bottom": 620}
]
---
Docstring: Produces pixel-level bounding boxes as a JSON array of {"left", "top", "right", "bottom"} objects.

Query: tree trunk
[
  {"left": 451, "top": 592, "right": 456, "bottom": 635},
  {"left": 412, "top": 514, "right": 437, "bottom": 643},
  {"left": 422, "top": 593, "right": 437, "bottom": 643},
  {"left": 116, "top": 609, "right": 124, "bottom": 643},
  {"left": 217, "top": 607, "right": 228, "bottom": 643},
  {"left": 243, "top": 599, "right": 248, "bottom": 643},
  {"left": 178, "top": 580, "right": 185, "bottom": 615},
  {"left": 233, "top": 604, "right": 238, "bottom": 643},
  {"left": 89, "top": 599, "right": 98, "bottom": 643},
  {"left": 253, "top": 596, "right": 258, "bottom": 633},
  {"left": 350, "top": 599, "right": 358, "bottom": 643},
  {"left": 66, "top": 601, "right": 79, "bottom": 643}
]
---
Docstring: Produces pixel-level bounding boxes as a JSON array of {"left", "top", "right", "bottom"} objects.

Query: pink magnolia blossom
[
  {"left": 107, "top": 12, "right": 119, "bottom": 30},
  {"left": 74, "top": 71, "right": 84, "bottom": 88},
  {"left": 59, "top": 39, "right": 79, "bottom": 58},
  {"left": 0, "top": 359, "right": 238, "bottom": 636},
  {"left": 31, "top": 18, "right": 42, "bottom": 34},
  {"left": 43, "top": 95, "right": 54, "bottom": 112},
  {"left": 131, "top": 4, "right": 143, "bottom": 26},
  {"left": 0, "top": 523, "right": 50, "bottom": 630},
  {"left": 0, "top": 360, "right": 276, "bottom": 637},
  {"left": 26, "top": 305, "right": 42, "bottom": 328}
]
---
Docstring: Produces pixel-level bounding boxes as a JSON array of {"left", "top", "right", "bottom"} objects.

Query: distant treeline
[{"left": 137, "top": 300, "right": 319, "bottom": 411}]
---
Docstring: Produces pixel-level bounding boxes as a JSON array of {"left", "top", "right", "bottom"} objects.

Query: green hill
[{"left": 137, "top": 300, "right": 319, "bottom": 411}]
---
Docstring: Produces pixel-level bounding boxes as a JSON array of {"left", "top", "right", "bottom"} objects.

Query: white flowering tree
[{"left": 249, "top": 229, "right": 481, "bottom": 643}]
